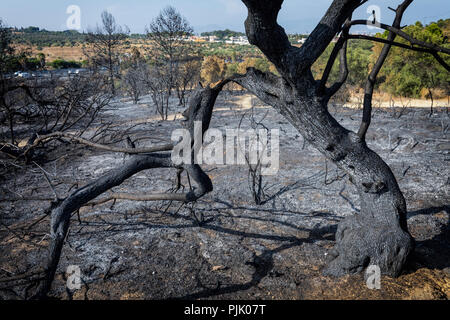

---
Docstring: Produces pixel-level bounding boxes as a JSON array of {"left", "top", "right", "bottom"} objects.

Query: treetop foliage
[
  {"left": 377, "top": 19, "right": 450, "bottom": 98},
  {"left": 310, "top": 18, "right": 450, "bottom": 98},
  {"left": 200, "top": 29, "right": 246, "bottom": 39}
]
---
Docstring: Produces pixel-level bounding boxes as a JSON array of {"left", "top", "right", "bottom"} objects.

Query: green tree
[
  {"left": 312, "top": 40, "right": 373, "bottom": 89},
  {"left": 36, "top": 52, "right": 46, "bottom": 69},
  {"left": 379, "top": 21, "right": 450, "bottom": 100},
  {"left": 236, "top": 57, "right": 277, "bottom": 75},
  {"left": 201, "top": 56, "right": 227, "bottom": 85},
  {"left": 49, "top": 59, "right": 81, "bottom": 69},
  {"left": 0, "top": 19, "right": 15, "bottom": 73}
]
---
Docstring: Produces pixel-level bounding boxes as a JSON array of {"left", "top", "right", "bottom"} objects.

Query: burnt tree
[
  {"left": 32, "top": 0, "right": 450, "bottom": 298},
  {"left": 85, "top": 11, "right": 129, "bottom": 95},
  {"left": 229, "top": 0, "right": 449, "bottom": 277}
]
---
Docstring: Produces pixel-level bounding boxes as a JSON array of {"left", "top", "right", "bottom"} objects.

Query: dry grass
[{"left": 14, "top": 41, "right": 155, "bottom": 63}]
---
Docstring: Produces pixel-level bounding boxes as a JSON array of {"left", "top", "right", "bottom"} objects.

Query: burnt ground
[{"left": 0, "top": 92, "right": 449, "bottom": 300}]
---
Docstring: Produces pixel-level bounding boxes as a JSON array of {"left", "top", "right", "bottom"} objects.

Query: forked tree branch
[
  {"left": 319, "top": 1, "right": 450, "bottom": 104},
  {"left": 299, "top": 0, "right": 364, "bottom": 75},
  {"left": 350, "top": 2, "right": 450, "bottom": 140},
  {"left": 241, "top": 0, "right": 364, "bottom": 83}
]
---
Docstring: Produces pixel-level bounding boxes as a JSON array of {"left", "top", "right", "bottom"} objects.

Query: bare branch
[
  {"left": 33, "top": 161, "right": 59, "bottom": 202},
  {"left": 33, "top": 71, "right": 237, "bottom": 298},
  {"left": 33, "top": 153, "right": 175, "bottom": 298},
  {"left": 25, "top": 132, "right": 174, "bottom": 157},
  {"left": 348, "top": 20, "right": 450, "bottom": 55},
  {"left": 357, "top": 0, "right": 413, "bottom": 140},
  {"left": 318, "top": 17, "right": 351, "bottom": 97},
  {"left": 86, "top": 192, "right": 194, "bottom": 207},
  {"left": 347, "top": 34, "right": 450, "bottom": 72},
  {"left": 241, "top": 0, "right": 364, "bottom": 82}
]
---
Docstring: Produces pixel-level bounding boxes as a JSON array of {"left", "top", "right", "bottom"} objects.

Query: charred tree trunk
[{"left": 233, "top": 68, "right": 413, "bottom": 276}]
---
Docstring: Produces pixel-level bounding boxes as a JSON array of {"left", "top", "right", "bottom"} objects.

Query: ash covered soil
[{"left": 0, "top": 92, "right": 449, "bottom": 300}]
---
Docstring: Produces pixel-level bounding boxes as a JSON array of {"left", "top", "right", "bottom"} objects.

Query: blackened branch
[{"left": 357, "top": 0, "right": 414, "bottom": 140}]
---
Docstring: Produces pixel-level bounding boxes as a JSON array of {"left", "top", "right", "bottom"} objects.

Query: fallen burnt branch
[
  {"left": 33, "top": 153, "right": 176, "bottom": 298},
  {"left": 0, "top": 197, "right": 56, "bottom": 202},
  {"left": 25, "top": 132, "right": 174, "bottom": 156},
  {"left": 86, "top": 192, "right": 196, "bottom": 207},
  {"left": 0, "top": 132, "right": 174, "bottom": 163},
  {"left": 0, "top": 271, "right": 46, "bottom": 284}
]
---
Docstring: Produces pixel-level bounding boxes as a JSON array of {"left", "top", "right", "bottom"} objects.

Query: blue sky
[{"left": 0, "top": 0, "right": 449, "bottom": 34}]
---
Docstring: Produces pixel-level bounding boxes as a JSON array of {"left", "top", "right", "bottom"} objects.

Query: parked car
[
  {"left": 17, "top": 72, "right": 31, "bottom": 78},
  {"left": 68, "top": 68, "right": 89, "bottom": 76}
]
